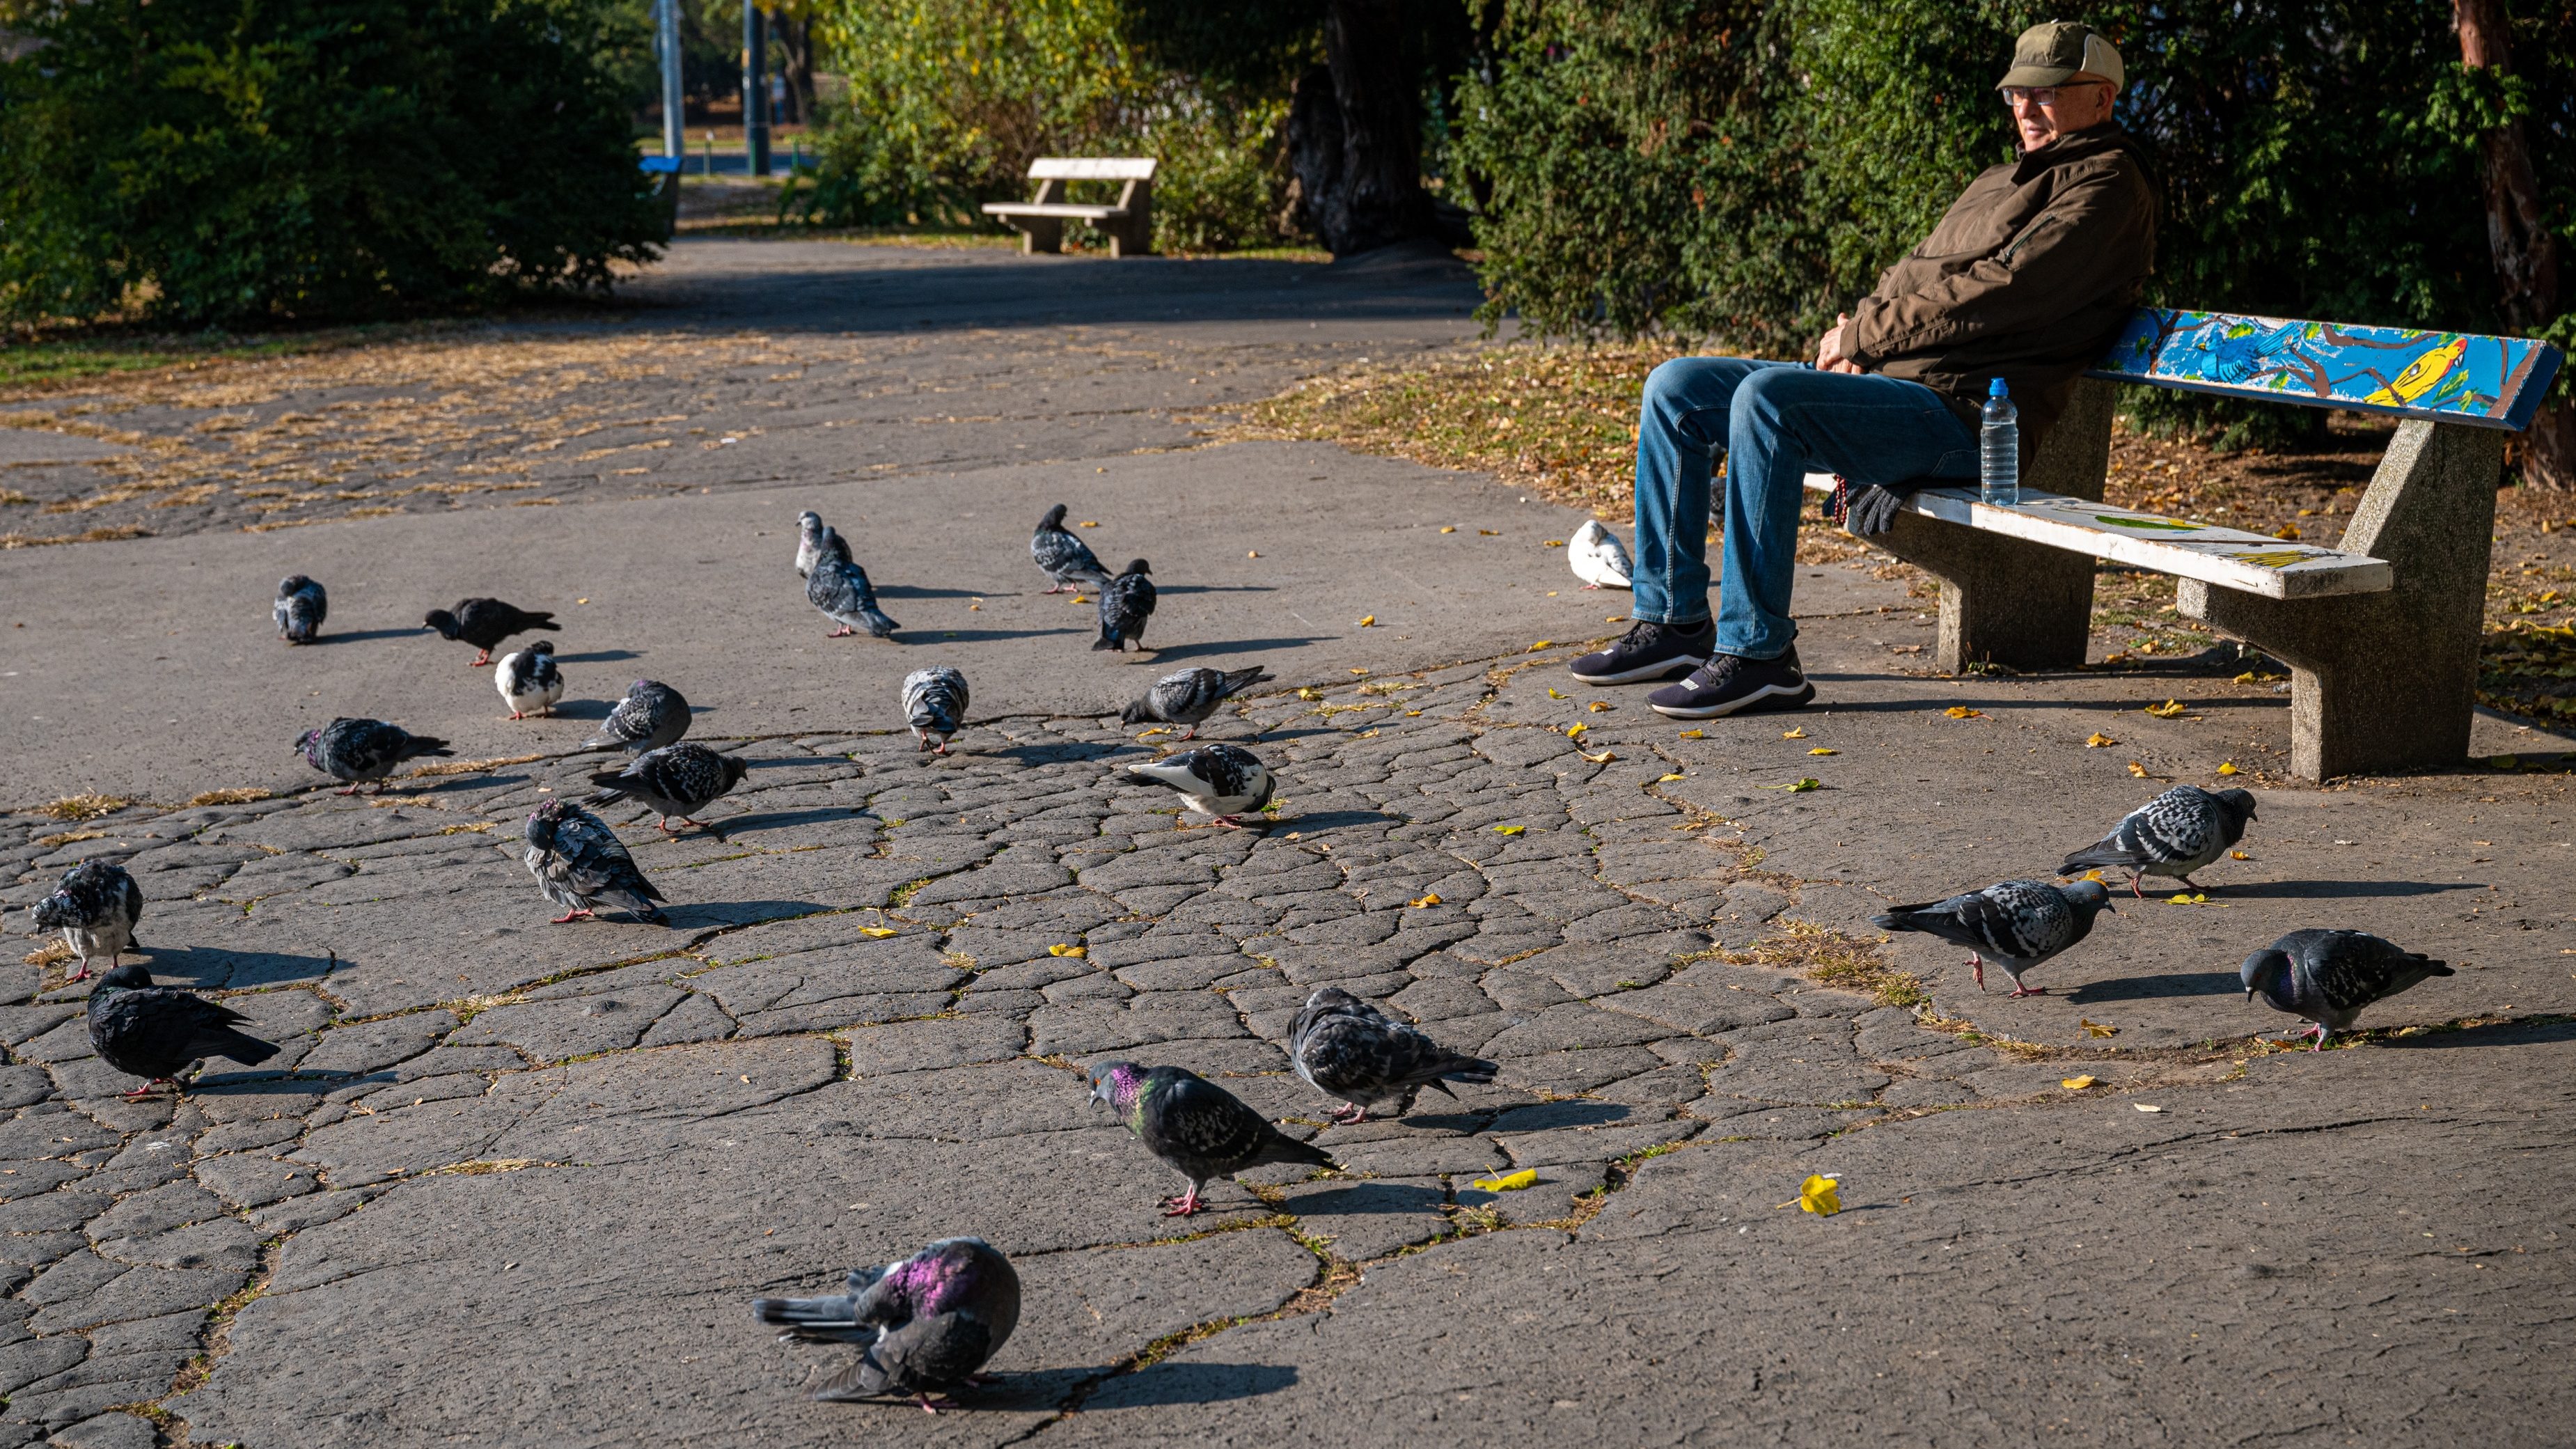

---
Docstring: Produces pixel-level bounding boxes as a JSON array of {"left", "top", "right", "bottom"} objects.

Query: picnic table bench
[
  {"left": 1802, "top": 310, "right": 2565, "bottom": 781},
  {"left": 982, "top": 157, "right": 1156, "bottom": 258}
]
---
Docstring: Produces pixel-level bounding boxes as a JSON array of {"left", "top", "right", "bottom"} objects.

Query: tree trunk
[
  {"left": 2454, "top": 0, "right": 2573, "bottom": 487},
  {"left": 1285, "top": 0, "right": 1440, "bottom": 256}
]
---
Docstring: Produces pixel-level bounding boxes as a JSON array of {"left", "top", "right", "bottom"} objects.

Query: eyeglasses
[{"left": 2001, "top": 84, "right": 2107, "bottom": 109}]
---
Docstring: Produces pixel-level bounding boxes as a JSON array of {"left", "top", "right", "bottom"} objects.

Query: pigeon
[
  {"left": 1090, "top": 1061, "right": 1336, "bottom": 1216},
  {"left": 808, "top": 526, "right": 900, "bottom": 639},
  {"left": 273, "top": 575, "right": 327, "bottom": 643},
  {"left": 30, "top": 860, "right": 143, "bottom": 983},
  {"left": 752, "top": 1237, "right": 1021, "bottom": 1413},
  {"left": 293, "top": 718, "right": 453, "bottom": 794},
  {"left": 1289, "top": 987, "right": 1498, "bottom": 1124},
  {"left": 423, "top": 597, "right": 556, "bottom": 666},
  {"left": 1092, "top": 559, "right": 1156, "bottom": 652},
  {"left": 1567, "top": 520, "right": 1634, "bottom": 590},
  {"left": 902, "top": 668, "right": 970, "bottom": 754},
  {"left": 1030, "top": 503, "right": 1112, "bottom": 593},
  {"left": 577, "top": 680, "right": 691, "bottom": 756},
  {"left": 86, "top": 962, "right": 279, "bottom": 1100},
  {"left": 495, "top": 640, "right": 564, "bottom": 719},
  {"left": 794, "top": 510, "right": 827, "bottom": 579},
  {"left": 1126, "top": 744, "right": 1273, "bottom": 828},
  {"left": 2060, "top": 785, "right": 2259, "bottom": 898},
  {"left": 588, "top": 742, "right": 748, "bottom": 836},
  {"left": 522, "top": 798, "right": 668, "bottom": 925},
  {"left": 1874, "top": 878, "right": 2115, "bottom": 997},
  {"left": 1122, "top": 666, "right": 1270, "bottom": 739},
  {"left": 2242, "top": 930, "right": 2453, "bottom": 1049}
]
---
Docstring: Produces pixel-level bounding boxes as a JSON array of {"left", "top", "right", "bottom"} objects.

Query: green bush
[
  {"left": 1133, "top": 93, "right": 1289, "bottom": 253},
  {"left": 0, "top": 0, "right": 665, "bottom": 325}
]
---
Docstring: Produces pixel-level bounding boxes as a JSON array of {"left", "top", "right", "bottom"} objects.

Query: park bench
[
  {"left": 1800, "top": 309, "right": 2565, "bottom": 782},
  {"left": 982, "top": 157, "right": 1156, "bottom": 258}
]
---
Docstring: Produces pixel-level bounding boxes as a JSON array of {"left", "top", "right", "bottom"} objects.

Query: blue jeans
[{"left": 1631, "top": 357, "right": 1977, "bottom": 659}]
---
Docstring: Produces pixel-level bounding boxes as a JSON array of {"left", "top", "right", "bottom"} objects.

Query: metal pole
[
  {"left": 743, "top": 2, "right": 770, "bottom": 177},
  {"left": 657, "top": 0, "right": 683, "bottom": 162}
]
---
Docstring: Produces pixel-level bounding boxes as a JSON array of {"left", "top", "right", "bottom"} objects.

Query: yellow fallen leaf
[
  {"left": 1761, "top": 777, "right": 1822, "bottom": 792},
  {"left": 2100, "top": 650, "right": 2130, "bottom": 664},
  {"left": 2144, "top": 699, "right": 2188, "bottom": 719},
  {"left": 1527, "top": 640, "right": 1553, "bottom": 652},
  {"left": 1479, "top": 528, "right": 1500, "bottom": 536},
  {"left": 1409, "top": 893, "right": 1444, "bottom": 908},
  {"left": 1137, "top": 727, "right": 1170, "bottom": 737},
  {"left": 2133, "top": 1103, "right": 2165, "bottom": 1113},
  {"left": 1493, "top": 825, "right": 1524, "bottom": 836},
  {"left": 856, "top": 927, "right": 899, "bottom": 939},
  {"left": 1678, "top": 728, "right": 1706, "bottom": 739},
  {"left": 1298, "top": 687, "right": 1322, "bottom": 700},
  {"left": 1440, "top": 526, "right": 1457, "bottom": 533},
  {"left": 1944, "top": 706, "right": 1982, "bottom": 719},
  {"left": 1357, "top": 615, "right": 1376, "bottom": 627},
  {"left": 1798, "top": 1173, "right": 1842, "bottom": 1216},
  {"left": 1565, "top": 723, "right": 1587, "bottom": 737},
  {"left": 1580, "top": 750, "right": 1617, "bottom": 763},
  {"left": 2167, "top": 891, "right": 2208, "bottom": 905},
  {"left": 2127, "top": 760, "right": 2149, "bottom": 777},
  {"left": 1247, "top": 550, "right": 1259, "bottom": 558},
  {"left": 1547, "top": 687, "right": 1566, "bottom": 699},
  {"left": 2229, "top": 849, "right": 2252, "bottom": 861},
  {"left": 2272, "top": 524, "right": 2300, "bottom": 540},
  {"left": 1544, "top": 539, "right": 1566, "bottom": 548},
  {"left": 1048, "top": 943, "right": 1088, "bottom": 958},
  {"left": 1070, "top": 595, "right": 1090, "bottom": 604},
  {"left": 1350, "top": 668, "right": 1369, "bottom": 676},
  {"left": 1808, "top": 747, "right": 1838, "bottom": 756},
  {"left": 1588, "top": 700, "right": 1613, "bottom": 712},
  {"left": 2061, "top": 1074, "right": 2098, "bottom": 1090},
  {"left": 1473, "top": 1168, "right": 1539, "bottom": 1192},
  {"left": 2084, "top": 732, "right": 2117, "bottom": 748},
  {"left": 1605, "top": 616, "right": 1624, "bottom": 623},
  {"left": 575, "top": 597, "right": 590, "bottom": 605},
  {"left": 1656, "top": 773, "right": 1684, "bottom": 783},
  {"left": 2080, "top": 1019, "right": 2117, "bottom": 1038},
  {"left": 1782, "top": 728, "right": 1807, "bottom": 739},
  {"left": 1405, "top": 709, "right": 1422, "bottom": 716},
  {"left": 2078, "top": 869, "right": 2105, "bottom": 884},
  {"left": 2216, "top": 761, "right": 2239, "bottom": 776},
  {"left": 1078, "top": 520, "right": 1100, "bottom": 528}
]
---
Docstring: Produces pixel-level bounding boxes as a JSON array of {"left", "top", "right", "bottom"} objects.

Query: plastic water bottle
[{"left": 1979, "top": 377, "right": 2020, "bottom": 507}]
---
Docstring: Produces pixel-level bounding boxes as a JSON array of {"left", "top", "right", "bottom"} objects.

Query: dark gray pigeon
[
  {"left": 752, "top": 1237, "right": 1021, "bottom": 1413},
  {"left": 1874, "top": 878, "right": 2115, "bottom": 997},
  {"left": 423, "top": 597, "right": 555, "bottom": 666},
  {"left": 495, "top": 639, "right": 563, "bottom": 719},
  {"left": 1092, "top": 559, "right": 1155, "bottom": 652},
  {"left": 795, "top": 510, "right": 827, "bottom": 579},
  {"left": 577, "top": 680, "right": 691, "bottom": 755},
  {"left": 522, "top": 798, "right": 668, "bottom": 925},
  {"left": 902, "top": 667, "right": 970, "bottom": 754},
  {"left": 273, "top": 575, "right": 327, "bottom": 644},
  {"left": 1030, "top": 503, "right": 1111, "bottom": 593},
  {"left": 2242, "top": 930, "right": 2453, "bottom": 1049},
  {"left": 1122, "top": 666, "right": 1270, "bottom": 739},
  {"left": 86, "top": 962, "right": 278, "bottom": 1100},
  {"left": 1126, "top": 744, "right": 1273, "bottom": 828},
  {"left": 1090, "top": 1060, "right": 1335, "bottom": 1216},
  {"left": 294, "top": 718, "right": 453, "bottom": 794},
  {"left": 2060, "top": 785, "right": 2259, "bottom": 897},
  {"left": 1289, "top": 987, "right": 1498, "bottom": 1123},
  {"left": 589, "top": 742, "right": 748, "bottom": 836},
  {"left": 31, "top": 860, "right": 143, "bottom": 982},
  {"left": 808, "top": 526, "right": 899, "bottom": 639}
]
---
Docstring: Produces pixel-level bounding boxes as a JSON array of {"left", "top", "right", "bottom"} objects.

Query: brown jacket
[{"left": 1842, "top": 123, "right": 2159, "bottom": 454}]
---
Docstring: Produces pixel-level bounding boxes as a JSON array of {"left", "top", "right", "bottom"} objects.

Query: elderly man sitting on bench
[{"left": 1572, "top": 19, "right": 2162, "bottom": 718}]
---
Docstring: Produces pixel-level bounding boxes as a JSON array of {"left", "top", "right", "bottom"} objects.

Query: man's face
[{"left": 2005, "top": 77, "right": 2114, "bottom": 150}]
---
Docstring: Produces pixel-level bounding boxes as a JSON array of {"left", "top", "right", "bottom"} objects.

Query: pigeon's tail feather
[
  {"left": 574, "top": 737, "right": 620, "bottom": 754},
  {"left": 1216, "top": 666, "right": 1271, "bottom": 699},
  {"left": 861, "top": 606, "right": 900, "bottom": 639},
  {"left": 1262, "top": 1134, "right": 1337, "bottom": 1171},
  {"left": 189, "top": 1025, "right": 281, "bottom": 1068},
  {"left": 405, "top": 736, "right": 454, "bottom": 760},
  {"left": 524, "top": 614, "right": 559, "bottom": 632},
  {"left": 2057, "top": 842, "right": 2144, "bottom": 875},
  {"left": 751, "top": 1293, "right": 862, "bottom": 1336},
  {"left": 1871, "top": 907, "right": 1935, "bottom": 934},
  {"left": 1436, "top": 1055, "right": 1500, "bottom": 1086},
  {"left": 587, "top": 786, "right": 629, "bottom": 806},
  {"left": 812, "top": 1347, "right": 898, "bottom": 1402}
]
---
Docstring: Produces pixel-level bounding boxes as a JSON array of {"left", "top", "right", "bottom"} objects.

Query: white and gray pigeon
[
  {"left": 293, "top": 718, "right": 453, "bottom": 794},
  {"left": 522, "top": 798, "right": 668, "bottom": 925},
  {"left": 2061, "top": 785, "right": 2259, "bottom": 897},
  {"left": 808, "top": 526, "right": 899, "bottom": 639},
  {"left": 30, "top": 860, "right": 144, "bottom": 983},
  {"left": 902, "top": 667, "right": 970, "bottom": 754},
  {"left": 577, "top": 680, "right": 691, "bottom": 755},
  {"left": 495, "top": 640, "right": 563, "bottom": 719},
  {"left": 1289, "top": 987, "right": 1498, "bottom": 1123},
  {"left": 1874, "top": 879, "right": 2116, "bottom": 997},
  {"left": 1030, "top": 503, "right": 1111, "bottom": 593},
  {"left": 751, "top": 1237, "right": 1022, "bottom": 1413},
  {"left": 1126, "top": 744, "right": 1273, "bottom": 828},
  {"left": 2242, "top": 930, "right": 2453, "bottom": 1049},
  {"left": 1122, "top": 666, "right": 1270, "bottom": 739},
  {"left": 794, "top": 510, "right": 826, "bottom": 579},
  {"left": 273, "top": 575, "right": 327, "bottom": 643},
  {"left": 1567, "top": 519, "right": 1633, "bottom": 590},
  {"left": 589, "top": 742, "right": 748, "bottom": 836}
]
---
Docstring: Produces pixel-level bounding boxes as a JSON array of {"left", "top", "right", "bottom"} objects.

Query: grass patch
[
  {"left": 34, "top": 792, "right": 134, "bottom": 822},
  {"left": 407, "top": 753, "right": 542, "bottom": 778},
  {"left": 35, "top": 829, "right": 105, "bottom": 847},
  {"left": 0, "top": 320, "right": 451, "bottom": 395},
  {"left": 22, "top": 939, "right": 72, "bottom": 968},
  {"left": 184, "top": 787, "right": 272, "bottom": 807},
  {"left": 1729, "top": 920, "right": 1926, "bottom": 1010}
]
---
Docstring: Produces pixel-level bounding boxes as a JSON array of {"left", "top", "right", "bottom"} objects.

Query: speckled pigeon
[
  {"left": 495, "top": 640, "right": 563, "bottom": 719},
  {"left": 808, "top": 526, "right": 899, "bottom": 639},
  {"left": 1090, "top": 1060, "right": 1335, "bottom": 1216},
  {"left": 522, "top": 798, "right": 668, "bottom": 925},
  {"left": 273, "top": 575, "right": 327, "bottom": 644},
  {"left": 86, "top": 962, "right": 278, "bottom": 1100},
  {"left": 1092, "top": 560, "right": 1156, "bottom": 652},
  {"left": 294, "top": 717, "right": 453, "bottom": 794},
  {"left": 1030, "top": 503, "right": 1111, "bottom": 593},
  {"left": 2242, "top": 930, "right": 2453, "bottom": 1049},
  {"left": 423, "top": 597, "right": 555, "bottom": 666},
  {"left": 1289, "top": 987, "right": 1498, "bottom": 1124},
  {"left": 577, "top": 680, "right": 691, "bottom": 756},
  {"left": 752, "top": 1237, "right": 1021, "bottom": 1413},
  {"left": 1122, "top": 666, "right": 1270, "bottom": 739},
  {"left": 2060, "top": 785, "right": 2258, "bottom": 898},
  {"left": 588, "top": 742, "right": 748, "bottom": 836},
  {"left": 902, "top": 667, "right": 970, "bottom": 754},
  {"left": 1874, "top": 878, "right": 2115, "bottom": 997},
  {"left": 795, "top": 510, "right": 827, "bottom": 579},
  {"left": 31, "top": 860, "right": 143, "bottom": 983},
  {"left": 1125, "top": 744, "right": 1273, "bottom": 828}
]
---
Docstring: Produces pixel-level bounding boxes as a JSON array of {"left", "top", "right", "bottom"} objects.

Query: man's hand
[
  {"left": 1814, "top": 312, "right": 1865, "bottom": 375},
  {"left": 1844, "top": 483, "right": 1909, "bottom": 537}
]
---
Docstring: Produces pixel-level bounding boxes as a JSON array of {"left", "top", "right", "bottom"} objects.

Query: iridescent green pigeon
[{"left": 1089, "top": 1061, "right": 1335, "bottom": 1216}]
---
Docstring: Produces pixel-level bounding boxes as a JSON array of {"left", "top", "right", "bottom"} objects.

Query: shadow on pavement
[
  {"left": 2212, "top": 879, "right": 2483, "bottom": 900},
  {"left": 1145, "top": 636, "right": 1329, "bottom": 663},
  {"left": 552, "top": 649, "right": 643, "bottom": 664},
  {"left": 2066, "top": 971, "right": 2242, "bottom": 1004},
  {"left": 2382, "top": 1017, "right": 2576, "bottom": 1049},
  {"left": 143, "top": 945, "right": 341, "bottom": 992},
  {"left": 1081, "top": 1361, "right": 1301, "bottom": 1407},
  {"left": 306, "top": 628, "right": 423, "bottom": 646}
]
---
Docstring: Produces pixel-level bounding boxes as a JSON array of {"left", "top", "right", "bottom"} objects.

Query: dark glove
[{"left": 1844, "top": 483, "right": 1910, "bottom": 538}]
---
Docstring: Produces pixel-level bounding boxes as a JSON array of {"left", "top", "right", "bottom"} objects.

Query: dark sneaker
[
  {"left": 1569, "top": 620, "right": 1713, "bottom": 686},
  {"left": 1647, "top": 648, "right": 1816, "bottom": 718}
]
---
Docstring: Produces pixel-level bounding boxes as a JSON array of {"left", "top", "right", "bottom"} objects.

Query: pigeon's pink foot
[
  {"left": 1043, "top": 583, "right": 1065, "bottom": 594},
  {"left": 2131, "top": 876, "right": 2144, "bottom": 899},
  {"left": 655, "top": 817, "right": 681, "bottom": 836},
  {"left": 1330, "top": 1104, "right": 1367, "bottom": 1124},
  {"left": 825, "top": 626, "right": 856, "bottom": 638},
  {"left": 509, "top": 711, "right": 525, "bottom": 721},
  {"left": 2009, "top": 984, "right": 2046, "bottom": 998},
  {"left": 120, "top": 1078, "right": 176, "bottom": 1101},
  {"left": 334, "top": 785, "right": 363, "bottom": 796},
  {"left": 550, "top": 909, "right": 597, "bottom": 924},
  {"left": 934, "top": 743, "right": 950, "bottom": 756},
  {"left": 1179, "top": 727, "right": 1197, "bottom": 740},
  {"left": 1582, "top": 582, "right": 1602, "bottom": 590},
  {"left": 916, "top": 1394, "right": 959, "bottom": 1415},
  {"left": 471, "top": 652, "right": 492, "bottom": 666},
  {"left": 1213, "top": 815, "right": 1246, "bottom": 830},
  {"left": 1159, "top": 1189, "right": 1205, "bottom": 1217},
  {"left": 1970, "top": 953, "right": 1986, "bottom": 992}
]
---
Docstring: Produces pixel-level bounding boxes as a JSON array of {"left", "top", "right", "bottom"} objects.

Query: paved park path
[{"left": 1, "top": 241, "right": 2570, "bottom": 1448}]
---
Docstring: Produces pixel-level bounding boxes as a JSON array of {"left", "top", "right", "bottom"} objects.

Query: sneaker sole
[
  {"left": 1569, "top": 655, "right": 1709, "bottom": 687},
  {"left": 1648, "top": 680, "right": 1817, "bottom": 719}
]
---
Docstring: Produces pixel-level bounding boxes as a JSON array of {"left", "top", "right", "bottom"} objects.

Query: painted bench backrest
[
  {"left": 1028, "top": 157, "right": 1158, "bottom": 181},
  {"left": 2088, "top": 308, "right": 2564, "bottom": 432}
]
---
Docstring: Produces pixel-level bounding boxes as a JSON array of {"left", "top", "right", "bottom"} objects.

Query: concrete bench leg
[
  {"left": 1016, "top": 217, "right": 1065, "bottom": 255},
  {"left": 2177, "top": 420, "right": 2502, "bottom": 781}
]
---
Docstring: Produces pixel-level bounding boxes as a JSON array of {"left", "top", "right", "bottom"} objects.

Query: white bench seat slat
[
  {"left": 1798, "top": 473, "right": 2389, "bottom": 601},
  {"left": 980, "top": 201, "right": 1132, "bottom": 220},
  {"left": 1028, "top": 157, "right": 1157, "bottom": 180}
]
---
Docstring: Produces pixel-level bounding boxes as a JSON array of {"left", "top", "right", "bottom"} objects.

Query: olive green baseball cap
[{"left": 1998, "top": 20, "right": 2123, "bottom": 91}]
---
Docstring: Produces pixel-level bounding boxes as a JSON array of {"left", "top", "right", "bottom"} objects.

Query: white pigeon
[
  {"left": 1126, "top": 744, "right": 1274, "bottom": 829},
  {"left": 494, "top": 640, "right": 564, "bottom": 719},
  {"left": 1567, "top": 519, "right": 1633, "bottom": 590}
]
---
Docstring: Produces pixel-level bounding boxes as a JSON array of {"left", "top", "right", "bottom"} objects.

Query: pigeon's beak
[{"left": 2245, "top": 986, "right": 2256, "bottom": 1002}]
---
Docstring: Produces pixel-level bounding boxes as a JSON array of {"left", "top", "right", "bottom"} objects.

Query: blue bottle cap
[{"left": 1988, "top": 377, "right": 2009, "bottom": 398}]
